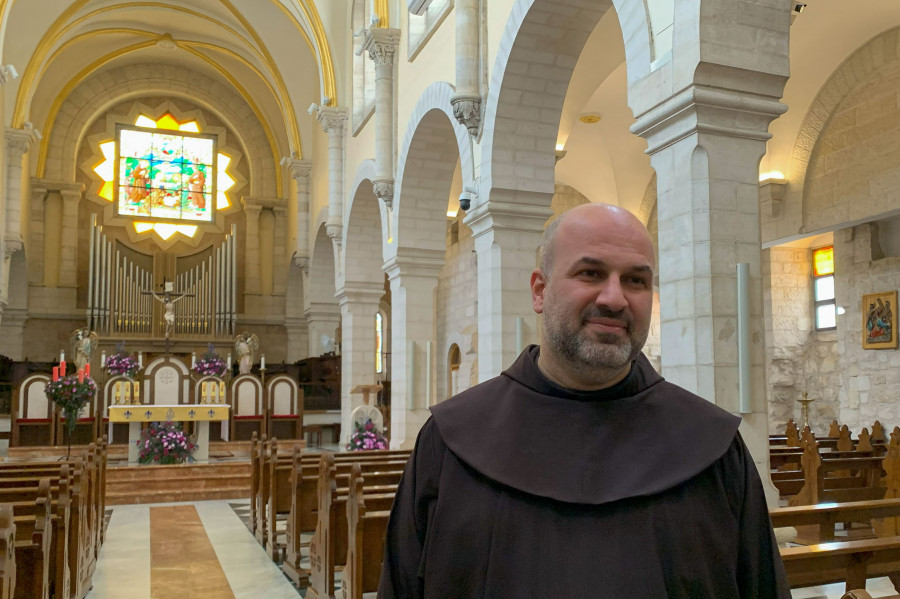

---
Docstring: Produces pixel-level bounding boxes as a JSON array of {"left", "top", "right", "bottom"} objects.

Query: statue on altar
[
  {"left": 70, "top": 328, "right": 98, "bottom": 371},
  {"left": 234, "top": 332, "right": 259, "bottom": 375}
]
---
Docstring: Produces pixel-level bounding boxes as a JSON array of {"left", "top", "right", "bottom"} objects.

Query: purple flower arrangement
[
  {"left": 193, "top": 344, "right": 227, "bottom": 377},
  {"left": 347, "top": 418, "right": 388, "bottom": 451},
  {"left": 138, "top": 421, "right": 196, "bottom": 465},
  {"left": 105, "top": 351, "right": 140, "bottom": 377},
  {"left": 46, "top": 375, "right": 98, "bottom": 434}
]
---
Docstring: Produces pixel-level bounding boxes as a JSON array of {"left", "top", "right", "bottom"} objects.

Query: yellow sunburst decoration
[{"left": 94, "top": 113, "right": 236, "bottom": 240}]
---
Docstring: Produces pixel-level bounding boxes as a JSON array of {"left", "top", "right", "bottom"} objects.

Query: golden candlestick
[{"left": 797, "top": 392, "right": 815, "bottom": 431}]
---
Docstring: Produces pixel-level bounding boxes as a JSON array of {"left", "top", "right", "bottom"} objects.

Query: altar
[{"left": 108, "top": 404, "right": 230, "bottom": 464}]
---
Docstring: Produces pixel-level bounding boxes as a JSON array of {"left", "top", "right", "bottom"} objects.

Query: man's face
[{"left": 531, "top": 212, "right": 654, "bottom": 376}]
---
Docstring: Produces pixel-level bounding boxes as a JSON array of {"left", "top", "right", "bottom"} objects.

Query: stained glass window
[
  {"left": 115, "top": 124, "right": 216, "bottom": 223},
  {"left": 813, "top": 246, "right": 836, "bottom": 331}
]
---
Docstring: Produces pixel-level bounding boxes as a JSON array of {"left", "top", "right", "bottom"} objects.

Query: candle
[
  {"left": 52, "top": 366, "right": 59, "bottom": 382},
  {"left": 84, "top": 363, "right": 90, "bottom": 378},
  {"left": 260, "top": 355, "right": 265, "bottom": 369},
  {"left": 100, "top": 351, "right": 106, "bottom": 367},
  {"left": 138, "top": 352, "right": 143, "bottom": 368},
  {"left": 78, "top": 369, "right": 84, "bottom": 384},
  {"left": 191, "top": 352, "right": 196, "bottom": 368},
  {"left": 60, "top": 350, "right": 65, "bottom": 363},
  {"left": 60, "top": 361, "right": 66, "bottom": 377},
  {"left": 226, "top": 353, "right": 232, "bottom": 366}
]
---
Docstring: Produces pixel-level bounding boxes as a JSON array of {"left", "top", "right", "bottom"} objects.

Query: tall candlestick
[
  {"left": 226, "top": 353, "right": 232, "bottom": 367},
  {"left": 60, "top": 350, "right": 65, "bottom": 363},
  {"left": 260, "top": 355, "right": 265, "bottom": 369},
  {"left": 52, "top": 366, "right": 59, "bottom": 382},
  {"left": 100, "top": 351, "right": 106, "bottom": 367},
  {"left": 191, "top": 352, "right": 197, "bottom": 368},
  {"left": 138, "top": 352, "right": 143, "bottom": 368}
]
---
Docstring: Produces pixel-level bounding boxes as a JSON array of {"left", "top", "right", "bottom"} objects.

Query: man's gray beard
[{"left": 543, "top": 309, "right": 646, "bottom": 372}]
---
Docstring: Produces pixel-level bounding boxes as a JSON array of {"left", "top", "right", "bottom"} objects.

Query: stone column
[
  {"left": 631, "top": 81, "right": 787, "bottom": 504},
  {"left": 363, "top": 27, "right": 400, "bottom": 208},
  {"left": 384, "top": 248, "right": 444, "bottom": 448},
  {"left": 336, "top": 284, "right": 384, "bottom": 444},
  {"left": 305, "top": 301, "right": 342, "bottom": 356},
  {"left": 57, "top": 183, "right": 82, "bottom": 288},
  {"left": 451, "top": 0, "right": 482, "bottom": 136},
  {"left": 243, "top": 202, "right": 262, "bottom": 294},
  {"left": 311, "top": 106, "right": 348, "bottom": 245},
  {"left": 271, "top": 204, "right": 288, "bottom": 295},
  {"left": 4, "top": 125, "right": 40, "bottom": 256},
  {"left": 463, "top": 198, "right": 552, "bottom": 381},
  {"left": 281, "top": 157, "right": 313, "bottom": 269}
]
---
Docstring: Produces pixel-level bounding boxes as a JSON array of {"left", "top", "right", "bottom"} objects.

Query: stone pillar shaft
[
  {"left": 364, "top": 27, "right": 400, "bottom": 206},
  {"left": 451, "top": 0, "right": 482, "bottom": 136},
  {"left": 337, "top": 284, "right": 383, "bottom": 444},
  {"left": 463, "top": 199, "right": 551, "bottom": 380},
  {"left": 313, "top": 108, "right": 348, "bottom": 243},
  {"left": 282, "top": 158, "right": 313, "bottom": 268},
  {"left": 58, "top": 185, "right": 82, "bottom": 288},
  {"left": 243, "top": 203, "right": 262, "bottom": 294},
  {"left": 384, "top": 249, "right": 443, "bottom": 448},
  {"left": 631, "top": 82, "right": 787, "bottom": 506},
  {"left": 305, "top": 301, "right": 341, "bottom": 356},
  {"left": 4, "top": 127, "right": 39, "bottom": 254}
]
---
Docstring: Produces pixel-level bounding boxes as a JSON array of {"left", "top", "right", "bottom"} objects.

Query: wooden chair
[
  {"left": 230, "top": 375, "right": 265, "bottom": 441},
  {"left": 267, "top": 375, "right": 303, "bottom": 441},
  {"left": 12, "top": 374, "right": 54, "bottom": 447}
]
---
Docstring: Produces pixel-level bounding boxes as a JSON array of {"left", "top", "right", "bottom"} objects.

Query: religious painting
[
  {"left": 114, "top": 124, "right": 216, "bottom": 223},
  {"left": 862, "top": 290, "right": 898, "bottom": 349}
]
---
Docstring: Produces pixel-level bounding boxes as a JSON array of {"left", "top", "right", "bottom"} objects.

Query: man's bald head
[{"left": 539, "top": 203, "right": 655, "bottom": 280}]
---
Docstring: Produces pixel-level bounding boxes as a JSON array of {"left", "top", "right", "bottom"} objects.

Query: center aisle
[{"left": 87, "top": 500, "right": 301, "bottom": 599}]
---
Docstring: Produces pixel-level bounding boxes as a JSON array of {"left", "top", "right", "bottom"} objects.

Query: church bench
[
  {"left": 281, "top": 450, "right": 408, "bottom": 587},
  {"left": 12, "top": 479, "right": 52, "bottom": 599},
  {"left": 0, "top": 505, "right": 15, "bottom": 599},
  {"left": 841, "top": 591, "right": 900, "bottom": 599},
  {"left": 781, "top": 535, "right": 900, "bottom": 592},
  {"left": 772, "top": 449, "right": 884, "bottom": 497},
  {"left": 789, "top": 455, "right": 887, "bottom": 506},
  {"left": 265, "top": 447, "right": 408, "bottom": 560},
  {"left": 306, "top": 454, "right": 400, "bottom": 599},
  {"left": 771, "top": 498, "right": 900, "bottom": 543},
  {"left": 339, "top": 465, "right": 393, "bottom": 599}
]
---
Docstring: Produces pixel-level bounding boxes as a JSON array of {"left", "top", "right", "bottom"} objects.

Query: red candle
[
  {"left": 84, "top": 363, "right": 90, "bottom": 378},
  {"left": 78, "top": 369, "right": 84, "bottom": 384},
  {"left": 52, "top": 366, "right": 59, "bottom": 382},
  {"left": 60, "top": 361, "right": 66, "bottom": 377}
]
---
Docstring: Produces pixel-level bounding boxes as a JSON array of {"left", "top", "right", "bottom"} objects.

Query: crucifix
[{"left": 142, "top": 279, "right": 194, "bottom": 352}]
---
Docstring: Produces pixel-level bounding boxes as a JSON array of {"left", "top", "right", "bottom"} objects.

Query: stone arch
[
  {"left": 310, "top": 224, "right": 338, "bottom": 306},
  {"left": 786, "top": 27, "right": 900, "bottom": 230},
  {"left": 344, "top": 173, "right": 386, "bottom": 288},
  {"left": 481, "top": 0, "right": 651, "bottom": 201},
  {"left": 42, "top": 62, "right": 279, "bottom": 198},
  {"left": 393, "top": 82, "right": 473, "bottom": 257}
]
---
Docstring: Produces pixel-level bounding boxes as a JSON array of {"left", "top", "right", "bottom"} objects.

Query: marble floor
[{"left": 86, "top": 500, "right": 301, "bottom": 599}]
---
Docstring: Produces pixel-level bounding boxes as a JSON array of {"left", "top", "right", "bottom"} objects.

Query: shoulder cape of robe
[{"left": 378, "top": 346, "right": 790, "bottom": 598}]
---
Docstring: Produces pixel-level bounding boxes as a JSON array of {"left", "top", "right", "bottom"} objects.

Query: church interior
[{"left": 2, "top": 0, "right": 900, "bottom": 597}]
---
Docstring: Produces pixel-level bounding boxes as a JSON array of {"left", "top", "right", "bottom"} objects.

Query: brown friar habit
[{"left": 378, "top": 345, "right": 790, "bottom": 599}]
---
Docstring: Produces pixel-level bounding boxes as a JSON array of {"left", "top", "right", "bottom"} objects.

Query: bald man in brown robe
[{"left": 378, "top": 204, "right": 789, "bottom": 598}]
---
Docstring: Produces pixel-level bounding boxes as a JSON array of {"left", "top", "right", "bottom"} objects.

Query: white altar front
[{"left": 108, "top": 404, "right": 230, "bottom": 464}]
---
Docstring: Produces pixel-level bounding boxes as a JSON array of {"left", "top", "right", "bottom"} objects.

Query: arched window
[
  {"left": 447, "top": 344, "right": 461, "bottom": 399},
  {"left": 408, "top": 0, "right": 453, "bottom": 60},
  {"left": 375, "top": 312, "right": 384, "bottom": 373}
]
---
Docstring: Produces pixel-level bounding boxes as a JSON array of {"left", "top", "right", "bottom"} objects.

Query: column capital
[
  {"left": 630, "top": 83, "right": 787, "bottom": 156},
  {"left": 280, "top": 157, "right": 313, "bottom": 182},
  {"left": 462, "top": 198, "right": 552, "bottom": 241},
  {"left": 242, "top": 196, "right": 282, "bottom": 210},
  {"left": 363, "top": 27, "right": 400, "bottom": 67},
  {"left": 384, "top": 248, "right": 444, "bottom": 282},
  {"left": 30, "top": 179, "right": 84, "bottom": 197},
  {"left": 372, "top": 180, "right": 394, "bottom": 208},
  {"left": 5, "top": 124, "right": 41, "bottom": 156},
  {"left": 312, "top": 105, "right": 349, "bottom": 135},
  {"left": 336, "top": 283, "right": 384, "bottom": 307}
]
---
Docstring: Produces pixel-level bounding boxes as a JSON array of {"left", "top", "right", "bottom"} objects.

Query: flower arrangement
[
  {"left": 347, "top": 418, "right": 388, "bottom": 451},
  {"left": 137, "top": 421, "right": 196, "bottom": 465},
  {"left": 46, "top": 375, "right": 98, "bottom": 438},
  {"left": 104, "top": 343, "right": 140, "bottom": 378},
  {"left": 193, "top": 344, "right": 227, "bottom": 377}
]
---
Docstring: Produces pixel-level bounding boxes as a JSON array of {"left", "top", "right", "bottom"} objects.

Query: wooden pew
[
  {"left": 306, "top": 453, "right": 401, "bottom": 599},
  {"left": 13, "top": 479, "right": 52, "bottom": 599},
  {"left": 781, "top": 536, "right": 900, "bottom": 592},
  {"left": 0, "top": 505, "right": 15, "bottom": 599},
  {"left": 281, "top": 449, "right": 409, "bottom": 588},
  {"left": 841, "top": 591, "right": 900, "bottom": 599},
  {"left": 786, "top": 437, "right": 886, "bottom": 507},
  {"left": 265, "top": 446, "right": 408, "bottom": 562},
  {"left": 340, "top": 465, "right": 393, "bottom": 599},
  {"left": 771, "top": 498, "right": 900, "bottom": 543}
]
